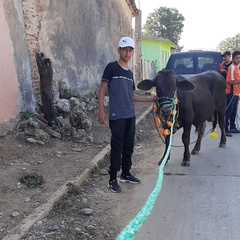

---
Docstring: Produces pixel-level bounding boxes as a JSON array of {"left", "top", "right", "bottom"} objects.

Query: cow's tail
[
  {"left": 208, "top": 110, "right": 219, "bottom": 138},
  {"left": 212, "top": 110, "right": 218, "bottom": 130}
]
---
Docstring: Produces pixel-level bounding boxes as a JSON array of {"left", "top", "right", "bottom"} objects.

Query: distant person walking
[
  {"left": 98, "top": 36, "right": 156, "bottom": 193},
  {"left": 225, "top": 50, "right": 240, "bottom": 137}
]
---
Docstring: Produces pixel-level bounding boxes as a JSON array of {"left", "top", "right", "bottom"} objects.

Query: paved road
[{"left": 117, "top": 120, "right": 240, "bottom": 240}]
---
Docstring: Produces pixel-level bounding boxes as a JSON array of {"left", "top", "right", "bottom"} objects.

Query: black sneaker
[
  {"left": 226, "top": 132, "right": 233, "bottom": 137},
  {"left": 108, "top": 179, "right": 121, "bottom": 193},
  {"left": 120, "top": 173, "right": 141, "bottom": 184},
  {"left": 230, "top": 128, "right": 240, "bottom": 133}
]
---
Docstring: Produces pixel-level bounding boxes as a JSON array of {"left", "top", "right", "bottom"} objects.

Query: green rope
[
  {"left": 159, "top": 100, "right": 174, "bottom": 109},
  {"left": 116, "top": 103, "right": 176, "bottom": 240}
]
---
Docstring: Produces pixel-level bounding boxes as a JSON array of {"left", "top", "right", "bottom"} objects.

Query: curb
[{"left": 2, "top": 105, "right": 152, "bottom": 240}]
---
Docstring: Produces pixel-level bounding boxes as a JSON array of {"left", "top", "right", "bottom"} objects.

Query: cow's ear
[
  {"left": 137, "top": 79, "right": 155, "bottom": 90},
  {"left": 177, "top": 80, "right": 196, "bottom": 92}
]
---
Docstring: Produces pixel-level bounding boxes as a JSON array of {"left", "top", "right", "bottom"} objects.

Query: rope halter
[{"left": 153, "top": 91, "right": 179, "bottom": 138}]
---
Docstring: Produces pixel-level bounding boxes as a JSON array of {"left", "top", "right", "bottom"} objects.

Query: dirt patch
[
  {"left": 0, "top": 102, "right": 152, "bottom": 239},
  {"left": 21, "top": 108, "right": 159, "bottom": 240}
]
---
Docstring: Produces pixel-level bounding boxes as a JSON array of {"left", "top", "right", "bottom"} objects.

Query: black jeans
[
  {"left": 109, "top": 117, "right": 135, "bottom": 180},
  {"left": 230, "top": 97, "right": 239, "bottom": 129},
  {"left": 225, "top": 94, "right": 239, "bottom": 132}
]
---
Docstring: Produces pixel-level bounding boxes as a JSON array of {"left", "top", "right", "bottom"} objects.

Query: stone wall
[
  {"left": 1, "top": 0, "right": 138, "bottom": 135},
  {"left": 23, "top": 0, "right": 136, "bottom": 101}
]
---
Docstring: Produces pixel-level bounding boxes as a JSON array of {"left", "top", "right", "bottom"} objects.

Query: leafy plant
[{"left": 20, "top": 173, "right": 44, "bottom": 188}]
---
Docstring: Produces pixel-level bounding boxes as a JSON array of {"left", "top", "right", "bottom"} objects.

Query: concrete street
[{"left": 117, "top": 118, "right": 240, "bottom": 240}]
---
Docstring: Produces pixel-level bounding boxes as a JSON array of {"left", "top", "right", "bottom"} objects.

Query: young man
[
  {"left": 98, "top": 37, "right": 156, "bottom": 193},
  {"left": 225, "top": 50, "right": 240, "bottom": 137},
  {"left": 219, "top": 51, "right": 232, "bottom": 79}
]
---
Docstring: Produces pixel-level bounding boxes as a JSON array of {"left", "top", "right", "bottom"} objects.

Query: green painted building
[{"left": 141, "top": 37, "right": 177, "bottom": 72}]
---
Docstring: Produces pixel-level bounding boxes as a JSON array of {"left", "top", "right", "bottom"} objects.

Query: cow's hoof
[
  {"left": 219, "top": 143, "right": 226, "bottom": 148},
  {"left": 181, "top": 160, "right": 190, "bottom": 167},
  {"left": 191, "top": 149, "right": 199, "bottom": 155}
]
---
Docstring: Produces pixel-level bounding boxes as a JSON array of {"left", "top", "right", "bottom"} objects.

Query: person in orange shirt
[{"left": 225, "top": 50, "right": 240, "bottom": 137}]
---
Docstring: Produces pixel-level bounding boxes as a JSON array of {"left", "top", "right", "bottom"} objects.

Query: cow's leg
[
  {"left": 217, "top": 111, "right": 226, "bottom": 148},
  {"left": 181, "top": 124, "right": 192, "bottom": 166},
  {"left": 191, "top": 121, "right": 206, "bottom": 155},
  {"left": 158, "top": 136, "right": 170, "bottom": 166}
]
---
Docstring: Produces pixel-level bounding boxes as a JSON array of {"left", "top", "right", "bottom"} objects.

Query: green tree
[
  {"left": 218, "top": 34, "right": 240, "bottom": 53},
  {"left": 143, "top": 7, "right": 185, "bottom": 48}
]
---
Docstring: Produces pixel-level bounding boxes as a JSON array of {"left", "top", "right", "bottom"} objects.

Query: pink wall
[{"left": 0, "top": 0, "right": 18, "bottom": 123}]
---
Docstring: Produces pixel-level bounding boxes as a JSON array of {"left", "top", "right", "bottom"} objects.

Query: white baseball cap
[{"left": 118, "top": 37, "right": 134, "bottom": 49}]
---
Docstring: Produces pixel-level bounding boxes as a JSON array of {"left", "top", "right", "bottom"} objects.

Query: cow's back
[{"left": 178, "top": 71, "right": 226, "bottom": 126}]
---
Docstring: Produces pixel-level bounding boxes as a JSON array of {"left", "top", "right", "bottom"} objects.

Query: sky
[{"left": 136, "top": 0, "right": 240, "bottom": 51}]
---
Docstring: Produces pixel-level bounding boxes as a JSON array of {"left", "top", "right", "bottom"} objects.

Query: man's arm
[
  {"left": 133, "top": 94, "right": 157, "bottom": 103},
  {"left": 98, "top": 81, "right": 108, "bottom": 125},
  {"left": 227, "top": 80, "right": 240, "bottom": 85}
]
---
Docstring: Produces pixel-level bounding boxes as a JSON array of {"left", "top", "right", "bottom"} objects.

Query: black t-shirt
[
  {"left": 220, "top": 61, "right": 232, "bottom": 79},
  {"left": 101, "top": 61, "right": 135, "bottom": 120}
]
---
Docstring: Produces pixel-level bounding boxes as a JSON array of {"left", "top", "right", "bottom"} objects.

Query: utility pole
[
  {"left": 235, "top": 34, "right": 239, "bottom": 50},
  {"left": 134, "top": 9, "right": 142, "bottom": 83}
]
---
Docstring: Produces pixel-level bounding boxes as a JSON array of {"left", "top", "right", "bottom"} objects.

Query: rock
[
  {"left": 53, "top": 91, "right": 59, "bottom": 104},
  {"left": 11, "top": 211, "right": 20, "bottom": 217},
  {"left": 28, "top": 117, "right": 38, "bottom": 128},
  {"left": 80, "top": 208, "right": 93, "bottom": 216},
  {"left": 26, "top": 138, "right": 38, "bottom": 144},
  {"left": 75, "top": 227, "right": 81, "bottom": 232},
  {"left": 50, "top": 224, "right": 59, "bottom": 231},
  {"left": 37, "top": 140, "right": 44, "bottom": 145},
  {"left": 69, "top": 97, "right": 80, "bottom": 108},
  {"left": 25, "top": 127, "right": 36, "bottom": 136},
  {"left": 81, "top": 117, "right": 92, "bottom": 132},
  {"left": 57, "top": 99, "right": 71, "bottom": 113},
  {"left": 43, "top": 127, "right": 62, "bottom": 139},
  {"left": 34, "top": 129, "right": 50, "bottom": 142},
  {"left": 100, "top": 169, "right": 109, "bottom": 175},
  {"left": 34, "top": 201, "right": 40, "bottom": 207},
  {"left": 59, "top": 78, "right": 70, "bottom": 97},
  {"left": 24, "top": 197, "right": 31, "bottom": 203},
  {"left": 72, "top": 129, "right": 87, "bottom": 140},
  {"left": 36, "top": 220, "right": 43, "bottom": 225},
  {"left": 56, "top": 116, "right": 71, "bottom": 128},
  {"left": 55, "top": 151, "right": 62, "bottom": 155},
  {"left": 86, "top": 224, "right": 96, "bottom": 235}
]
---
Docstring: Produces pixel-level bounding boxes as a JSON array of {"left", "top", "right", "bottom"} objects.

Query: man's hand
[{"left": 98, "top": 110, "right": 107, "bottom": 125}]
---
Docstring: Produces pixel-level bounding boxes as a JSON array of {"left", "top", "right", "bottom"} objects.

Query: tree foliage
[
  {"left": 218, "top": 34, "right": 240, "bottom": 53},
  {"left": 143, "top": 7, "right": 185, "bottom": 48}
]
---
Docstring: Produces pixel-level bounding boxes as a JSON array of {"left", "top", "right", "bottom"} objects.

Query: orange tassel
[
  {"left": 163, "top": 129, "right": 170, "bottom": 136},
  {"left": 155, "top": 117, "right": 161, "bottom": 125},
  {"left": 158, "top": 128, "right": 163, "bottom": 135},
  {"left": 153, "top": 104, "right": 157, "bottom": 113}
]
